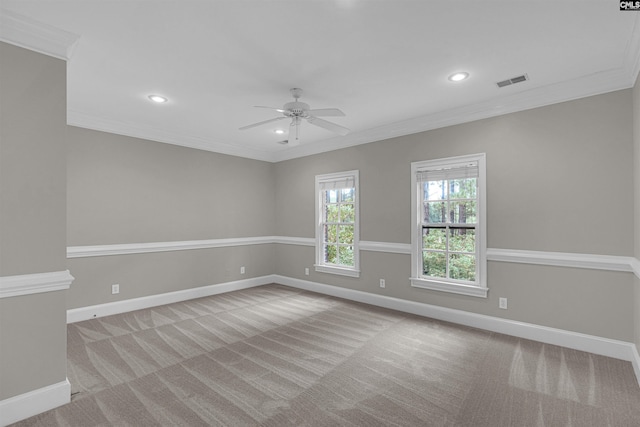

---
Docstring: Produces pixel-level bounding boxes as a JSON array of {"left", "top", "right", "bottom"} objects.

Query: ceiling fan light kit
[{"left": 239, "top": 88, "right": 350, "bottom": 143}]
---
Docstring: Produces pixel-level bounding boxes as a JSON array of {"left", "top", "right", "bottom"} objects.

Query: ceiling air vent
[{"left": 496, "top": 74, "right": 529, "bottom": 88}]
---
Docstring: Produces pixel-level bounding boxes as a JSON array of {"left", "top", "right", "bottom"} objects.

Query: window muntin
[
  {"left": 421, "top": 176, "right": 478, "bottom": 283},
  {"left": 411, "top": 154, "right": 486, "bottom": 297},
  {"left": 315, "top": 171, "right": 360, "bottom": 277}
]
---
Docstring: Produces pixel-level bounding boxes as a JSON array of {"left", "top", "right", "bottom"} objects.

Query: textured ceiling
[{"left": 1, "top": 1, "right": 639, "bottom": 162}]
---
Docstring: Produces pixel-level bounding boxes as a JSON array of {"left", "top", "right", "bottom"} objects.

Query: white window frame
[
  {"left": 410, "top": 153, "right": 487, "bottom": 297},
  {"left": 315, "top": 170, "right": 360, "bottom": 277}
]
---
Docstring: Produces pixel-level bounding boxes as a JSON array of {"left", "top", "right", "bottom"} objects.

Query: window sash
[
  {"left": 411, "top": 154, "right": 487, "bottom": 297},
  {"left": 416, "top": 161, "right": 479, "bottom": 183},
  {"left": 315, "top": 170, "right": 360, "bottom": 277}
]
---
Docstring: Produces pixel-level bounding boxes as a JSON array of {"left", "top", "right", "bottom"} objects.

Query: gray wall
[
  {"left": 0, "top": 42, "right": 68, "bottom": 400},
  {"left": 66, "top": 127, "right": 276, "bottom": 309},
  {"left": 634, "top": 73, "right": 640, "bottom": 353},
  {"left": 275, "top": 89, "right": 635, "bottom": 341}
]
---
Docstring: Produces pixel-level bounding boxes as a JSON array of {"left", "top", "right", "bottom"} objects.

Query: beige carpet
[{"left": 12, "top": 284, "right": 640, "bottom": 426}]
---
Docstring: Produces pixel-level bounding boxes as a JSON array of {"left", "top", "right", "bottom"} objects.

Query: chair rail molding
[
  {"left": 0, "top": 270, "right": 74, "bottom": 299},
  {"left": 67, "top": 237, "right": 640, "bottom": 279}
]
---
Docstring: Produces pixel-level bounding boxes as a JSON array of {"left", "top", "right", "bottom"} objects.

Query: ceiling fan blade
[
  {"left": 306, "top": 116, "right": 350, "bottom": 136},
  {"left": 239, "top": 116, "right": 287, "bottom": 131},
  {"left": 307, "top": 108, "right": 345, "bottom": 117},
  {"left": 254, "top": 106, "right": 285, "bottom": 113}
]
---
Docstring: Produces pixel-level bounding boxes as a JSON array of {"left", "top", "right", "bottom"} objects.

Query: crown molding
[
  {"left": 4, "top": 10, "right": 637, "bottom": 164},
  {"left": 0, "top": 9, "right": 79, "bottom": 61},
  {"left": 624, "top": 14, "right": 640, "bottom": 86},
  {"left": 69, "top": 62, "right": 635, "bottom": 164},
  {"left": 67, "top": 110, "right": 277, "bottom": 163},
  {"left": 272, "top": 66, "right": 636, "bottom": 162}
]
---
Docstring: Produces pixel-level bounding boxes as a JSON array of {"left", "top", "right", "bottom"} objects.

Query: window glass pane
[
  {"left": 338, "top": 246, "right": 354, "bottom": 266},
  {"left": 449, "top": 228, "right": 475, "bottom": 253},
  {"left": 424, "top": 181, "right": 446, "bottom": 201},
  {"left": 338, "top": 225, "right": 354, "bottom": 244},
  {"left": 449, "top": 200, "right": 477, "bottom": 224},
  {"left": 325, "top": 190, "right": 338, "bottom": 203},
  {"left": 449, "top": 253, "right": 476, "bottom": 281},
  {"left": 423, "top": 251, "right": 446, "bottom": 278},
  {"left": 340, "top": 188, "right": 354, "bottom": 202},
  {"left": 325, "top": 244, "right": 337, "bottom": 264},
  {"left": 324, "top": 225, "right": 337, "bottom": 243},
  {"left": 423, "top": 227, "right": 446, "bottom": 250},
  {"left": 449, "top": 178, "right": 476, "bottom": 199},
  {"left": 340, "top": 204, "right": 355, "bottom": 222},
  {"left": 424, "top": 201, "right": 446, "bottom": 223},
  {"left": 325, "top": 204, "right": 339, "bottom": 223}
]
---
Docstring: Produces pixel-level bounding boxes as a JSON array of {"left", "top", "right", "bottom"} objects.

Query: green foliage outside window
[
  {"left": 322, "top": 189, "right": 355, "bottom": 267},
  {"left": 421, "top": 177, "right": 477, "bottom": 282}
]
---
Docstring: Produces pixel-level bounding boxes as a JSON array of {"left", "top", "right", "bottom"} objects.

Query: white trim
[
  {"left": 66, "top": 237, "right": 640, "bottom": 281},
  {"left": 67, "top": 236, "right": 275, "bottom": 258},
  {"left": 0, "top": 270, "right": 74, "bottom": 299},
  {"left": 632, "top": 345, "right": 640, "bottom": 389},
  {"left": 66, "top": 275, "right": 276, "bottom": 323},
  {"left": 62, "top": 273, "right": 640, "bottom": 387},
  {"left": 67, "top": 111, "right": 276, "bottom": 163},
  {"left": 2, "top": 10, "right": 637, "bottom": 163},
  {"left": 271, "top": 65, "right": 640, "bottom": 163},
  {"left": 623, "top": 14, "right": 640, "bottom": 88},
  {"left": 272, "top": 236, "right": 315, "bottom": 246},
  {"left": 411, "top": 153, "right": 487, "bottom": 295},
  {"left": 360, "top": 241, "right": 411, "bottom": 254},
  {"left": 0, "top": 9, "right": 79, "bottom": 61},
  {"left": 410, "top": 277, "right": 488, "bottom": 298},
  {"left": 314, "top": 264, "right": 361, "bottom": 278},
  {"left": 0, "top": 378, "right": 70, "bottom": 427},
  {"left": 630, "top": 257, "right": 640, "bottom": 279},
  {"left": 273, "top": 275, "right": 640, "bottom": 382},
  {"left": 487, "top": 248, "right": 636, "bottom": 273},
  {"left": 315, "top": 170, "right": 360, "bottom": 277}
]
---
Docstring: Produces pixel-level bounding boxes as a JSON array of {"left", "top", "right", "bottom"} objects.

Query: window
[
  {"left": 315, "top": 170, "right": 360, "bottom": 277},
  {"left": 411, "top": 154, "right": 487, "bottom": 297}
]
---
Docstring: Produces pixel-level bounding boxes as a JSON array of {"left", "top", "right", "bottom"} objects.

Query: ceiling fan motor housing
[{"left": 283, "top": 101, "right": 310, "bottom": 117}]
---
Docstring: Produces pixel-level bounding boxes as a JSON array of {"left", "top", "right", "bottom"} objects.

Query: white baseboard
[
  {"left": 65, "top": 274, "right": 640, "bottom": 388},
  {"left": 0, "top": 378, "right": 70, "bottom": 427},
  {"left": 67, "top": 275, "right": 276, "bottom": 323},
  {"left": 273, "top": 275, "right": 640, "bottom": 387},
  {"left": 632, "top": 345, "right": 640, "bottom": 388}
]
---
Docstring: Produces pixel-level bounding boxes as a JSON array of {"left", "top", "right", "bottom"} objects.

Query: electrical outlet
[
  {"left": 111, "top": 284, "right": 120, "bottom": 295},
  {"left": 499, "top": 297, "right": 508, "bottom": 309},
  {"left": 379, "top": 279, "right": 385, "bottom": 288},
  {"left": 304, "top": 267, "right": 309, "bottom": 276},
  {"left": 240, "top": 266, "right": 245, "bottom": 275}
]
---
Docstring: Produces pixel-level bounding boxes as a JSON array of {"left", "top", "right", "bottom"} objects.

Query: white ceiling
[{"left": 1, "top": 1, "right": 639, "bottom": 162}]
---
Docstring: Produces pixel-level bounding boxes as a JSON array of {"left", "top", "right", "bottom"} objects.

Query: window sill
[
  {"left": 315, "top": 265, "right": 360, "bottom": 278},
  {"left": 410, "top": 277, "right": 488, "bottom": 298}
]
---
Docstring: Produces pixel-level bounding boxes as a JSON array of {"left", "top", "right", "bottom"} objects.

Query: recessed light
[
  {"left": 448, "top": 72, "right": 469, "bottom": 82},
  {"left": 148, "top": 95, "right": 168, "bottom": 103},
  {"left": 274, "top": 129, "right": 285, "bottom": 135}
]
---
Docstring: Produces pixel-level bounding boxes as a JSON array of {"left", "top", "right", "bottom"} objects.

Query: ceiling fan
[{"left": 239, "top": 88, "right": 349, "bottom": 144}]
